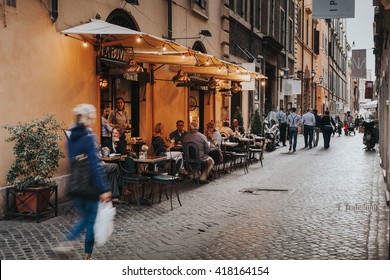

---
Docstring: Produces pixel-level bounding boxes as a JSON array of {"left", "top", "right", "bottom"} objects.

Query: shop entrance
[{"left": 100, "top": 77, "right": 140, "bottom": 137}]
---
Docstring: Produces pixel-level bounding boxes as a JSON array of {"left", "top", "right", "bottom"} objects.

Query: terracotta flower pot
[{"left": 16, "top": 188, "right": 51, "bottom": 213}]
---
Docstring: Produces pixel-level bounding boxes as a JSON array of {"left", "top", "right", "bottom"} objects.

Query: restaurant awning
[{"left": 60, "top": 19, "right": 266, "bottom": 82}]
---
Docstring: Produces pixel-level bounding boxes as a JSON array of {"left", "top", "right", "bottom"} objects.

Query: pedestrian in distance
[
  {"left": 312, "top": 109, "right": 321, "bottom": 147},
  {"left": 320, "top": 110, "right": 336, "bottom": 149},
  {"left": 54, "top": 104, "right": 112, "bottom": 260},
  {"left": 301, "top": 108, "right": 316, "bottom": 149},
  {"left": 287, "top": 107, "right": 301, "bottom": 153},
  {"left": 276, "top": 107, "right": 287, "bottom": 146}
]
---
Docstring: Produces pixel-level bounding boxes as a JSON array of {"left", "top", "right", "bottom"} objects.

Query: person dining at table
[
  {"left": 183, "top": 121, "right": 214, "bottom": 184},
  {"left": 219, "top": 120, "right": 234, "bottom": 139},
  {"left": 169, "top": 120, "right": 188, "bottom": 146},
  {"left": 106, "top": 128, "right": 127, "bottom": 155},
  {"left": 152, "top": 122, "right": 183, "bottom": 168},
  {"left": 231, "top": 118, "right": 245, "bottom": 136},
  {"left": 205, "top": 121, "right": 223, "bottom": 166}
]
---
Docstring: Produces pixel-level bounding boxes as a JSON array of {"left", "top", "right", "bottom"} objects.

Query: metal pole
[{"left": 168, "top": 0, "right": 172, "bottom": 40}]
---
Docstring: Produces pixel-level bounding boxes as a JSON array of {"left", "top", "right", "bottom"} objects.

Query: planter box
[{"left": 6, "top": 186, "right": 58, "bottom": 223}]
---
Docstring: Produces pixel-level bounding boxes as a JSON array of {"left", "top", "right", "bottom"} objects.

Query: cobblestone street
[{"left": 0, "top": 132, "right": 388, "bottom": 260}]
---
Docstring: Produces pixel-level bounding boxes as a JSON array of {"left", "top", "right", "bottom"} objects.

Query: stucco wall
[{"left": 0, "top": 0, "right": 226, "bottom": 218}]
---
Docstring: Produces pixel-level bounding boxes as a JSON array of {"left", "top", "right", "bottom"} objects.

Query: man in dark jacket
[{"left": 313, "top": 109, "right": 322, "bottom": 147}]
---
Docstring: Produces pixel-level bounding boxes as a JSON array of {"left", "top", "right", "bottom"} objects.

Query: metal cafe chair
[
  {"left": 118, "top": 156, "right": 151, "bottom": 209},
  {"left": 183, "top": 142, "right": 208, "bottom": 186},
  {"left": 151, "top": 156, "right": 183, "bottom": 210}
]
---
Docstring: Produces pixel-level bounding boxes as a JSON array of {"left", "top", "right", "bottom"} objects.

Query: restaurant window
[
  {"left": 254, "top": 0, "right": 261, "bottom": 30},
  {"left": 288, "top": 18, "right": 293, "bottom": 53},
  {"left": 280, "top": 8, "right": 286, "bottom": 47},
  {"left": 297, "top": 5, "right": 301, "bottom": 38},
  {"left": 6, "top": 0, "right": 16, "bottom": 8},
  {"left": 267, "top": 0, "right": 275, "bottom": 37}
]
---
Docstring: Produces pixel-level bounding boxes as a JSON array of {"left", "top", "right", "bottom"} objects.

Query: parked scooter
[
  {"left": 362, "top": 119, "right": 376, "bottom": 151},
  {"left": 263, "top": 119, "right": 280, "bottom": 151}
]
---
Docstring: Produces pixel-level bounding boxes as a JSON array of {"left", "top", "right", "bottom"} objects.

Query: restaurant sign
[
  {"left": 282, "top": 79, "right": 301, "bottom": 96},
  {"left": 313, "top": 0, "right": 355, "bottom": 19},
  {"left": 100, "top": 46, "right": 130, "bottom": 65},
  {"left": 365, "top": 81, "right": 374, "bottom": 99}
]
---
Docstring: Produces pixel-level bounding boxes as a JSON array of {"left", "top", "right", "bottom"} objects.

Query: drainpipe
[
  {"left": 301, "top": 0, "right": 305, "bottom": 113},
  {"left": 51, "top": 0, "right": 58, "bottom": 23},
  {"left": 168, "top": 0, "right": 172, "bottom": 40},
  {"left": 249, "top": 0, "right": 254, "bottom": 56}
]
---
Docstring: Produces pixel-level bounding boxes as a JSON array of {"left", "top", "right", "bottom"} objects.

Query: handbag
[
  {"left": 94, "top": 201, "right": 116, "bottom": 247},
  {"left": 66, "top": 154, "right": 100, "bottom": 200}
]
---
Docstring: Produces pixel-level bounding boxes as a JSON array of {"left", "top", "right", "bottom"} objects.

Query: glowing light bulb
[
  {"left": 136, "top": 37, "right": 142, "bottom": 43},
  {"left": 83, "top": 41, "right": 88, "bottom": 47}
]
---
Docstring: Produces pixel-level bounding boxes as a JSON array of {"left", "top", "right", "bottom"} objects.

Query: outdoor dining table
[
  {"left": 221, "top": 142, "right": 239, "bottom": 148},
  {"left": 102, "top": 154, "right": 167, "bottom": 207},
  {"left": 102, "top": 154, "right": 167, "bottom": 165}
]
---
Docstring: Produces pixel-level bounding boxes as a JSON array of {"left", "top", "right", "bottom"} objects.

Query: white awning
[
  {"left": 60, "top": 19, "right": 266, "bottom": 81},
  {"left": 362, "top": 100, "right": 378, "bottom": 109}
]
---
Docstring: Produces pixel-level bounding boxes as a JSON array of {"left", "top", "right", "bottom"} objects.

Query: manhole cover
[{"left": 240, "top": 188, "right": 288, "bottom": 194}]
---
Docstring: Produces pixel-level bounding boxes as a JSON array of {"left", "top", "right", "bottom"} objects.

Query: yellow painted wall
[{"left": 0, "top": 0, "right": 225, "bottom": 196}]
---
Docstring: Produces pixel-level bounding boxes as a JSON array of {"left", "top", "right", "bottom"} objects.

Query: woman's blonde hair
[
  {"left": 154, "top": 122, "right": 164, "bottom": 133},
  {"left": 73, "top": 104, "right": 96, "bottom": 127}
]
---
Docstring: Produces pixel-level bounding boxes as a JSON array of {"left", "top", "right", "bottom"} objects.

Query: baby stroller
[{"left": 347, "top": 120, "right": 355, "bottom": 136}]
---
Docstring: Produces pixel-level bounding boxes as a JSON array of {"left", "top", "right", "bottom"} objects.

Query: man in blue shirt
[
  {"left": 301, "top": 108, "right": 316, "bottom": 149},
  {"left": 276, "top": 107, "right": 287, "bottom": 146}
]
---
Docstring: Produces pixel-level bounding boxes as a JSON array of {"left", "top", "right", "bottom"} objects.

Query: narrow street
[{"left": 0, "top": 131, "right": 388, "bottom": 260}]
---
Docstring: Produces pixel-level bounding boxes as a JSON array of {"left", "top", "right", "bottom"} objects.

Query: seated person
[
  {"left": 106, "top": 128, "right": 127, "bottom": 155},
  {"left": 231, "top": 118, "right": 245, "bottom": 136},
  {"left": 152, "top": 122, "right": 183, "bottom": 168},
  {"left": 101, "top": 161, "right": 123, "bottom": 204},
  {"left": 183, "top": 121, "right": 215, "bottom": 184},
  {"left": 97, "top": 136, "right": 124, "bottom": 203},
  {"left": 205, "top": 122, "right": 223, "bottom": 165},
  {"left": 219, "top": 120, "right": 234, "bottom": 139},
  {"left": 169, "top": 120, "right": 188, "bottom": 146}
]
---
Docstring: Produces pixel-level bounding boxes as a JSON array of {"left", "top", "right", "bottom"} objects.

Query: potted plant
[
  {"left": 251, "top": 109, "right": 263, "bottom": 136},
  {"left": 3, "top": 113, "right": 64, "bottom": 214}
]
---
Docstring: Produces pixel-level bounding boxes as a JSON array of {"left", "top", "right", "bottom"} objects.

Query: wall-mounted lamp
[
  {"left": 261, "top": 80, "right": 266, "bottom": 86},
  {"left": 172, "top": 70, "right": 190, "bottom": 83},
  {"left": 208, "top": 76, "right": 218, "bottom": 89},
  {"left": 231, "top": 82, "right": 242, "bottom": 93},
  {"left": 311, "top": 70, "right": 316, "bottom": 78},
  {"left": 100, "top": 78, "right": 108, "bottom": 90},
  {"left": 125, "top": 59, "right": 144, "bottom": 74}
]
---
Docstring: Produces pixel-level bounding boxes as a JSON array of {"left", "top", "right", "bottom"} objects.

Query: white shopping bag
[{"left": 94, "top": 201, "right": 116, "bottom": 247}]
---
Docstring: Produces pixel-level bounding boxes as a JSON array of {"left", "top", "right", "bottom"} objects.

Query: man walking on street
[
  {"left": 287, "top": 107, "right": 301, "bottom": 152},
  {"left": 301, "top": 108, "right": 316, "bottom": 148},
  {"left": 313, "top": 109, "right": 321, "bottom": 147},
  {"left": 276, "top": 107, "right": 287, "bottom": 146}
]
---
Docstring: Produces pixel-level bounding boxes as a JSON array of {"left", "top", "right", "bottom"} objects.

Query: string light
[
  {"left": 83, "top": 41, "right": 88, "bottom": 47},
  {"left": 136, "top": 37, "right": 142, "bottom": 43}
]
